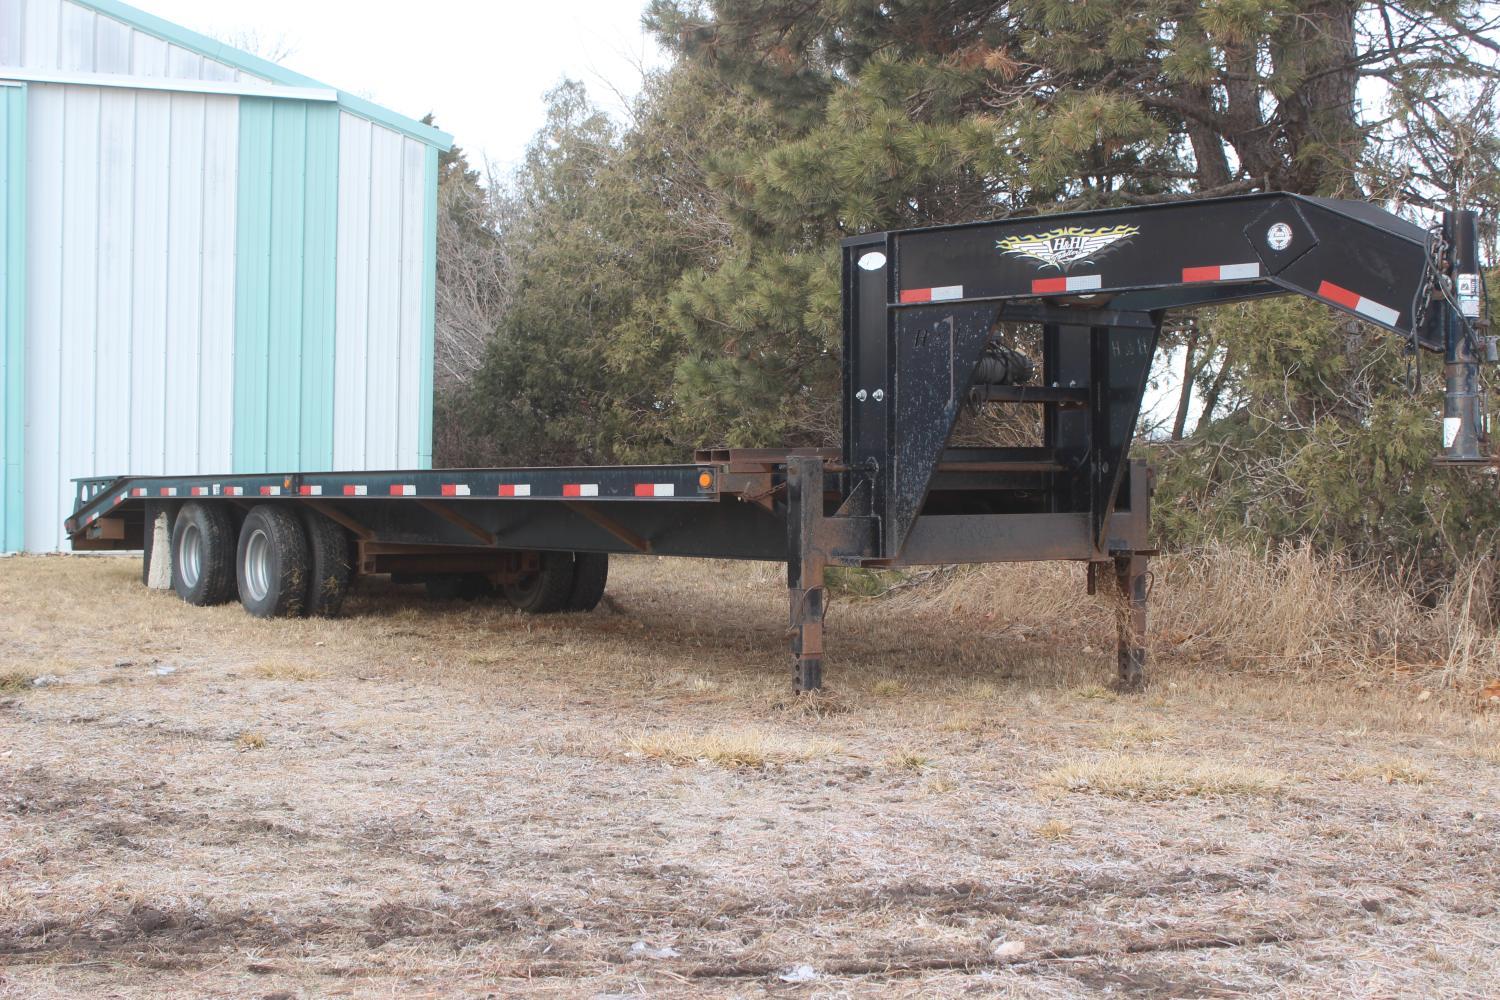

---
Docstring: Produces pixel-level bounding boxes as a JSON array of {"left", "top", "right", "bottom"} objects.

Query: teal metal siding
[
  {"left": 1, "top": 84, "right": 25, "bottom": 553},
  {"left": 233, "top": 97, "right": 339, "bottom": 474}
]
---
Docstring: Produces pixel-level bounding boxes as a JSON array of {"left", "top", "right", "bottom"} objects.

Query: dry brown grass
[
  {"left": 1343, "top": 757, "right": 1438, "bottom": 785},
  {"left": 3, "top": 552, "right": 1500, "bottom": 998},
  {"left": 915, "top": 541, "right": 1500, "bottom": 686},
  {"left": 249, "top": 660, "right": 324, "bottom": 681},
  {"left": 626, "top": 726, "right": 840, "bottom": 768},
  {"left": 1041, "top": 753, "right": 1293, "bottom": 800}
]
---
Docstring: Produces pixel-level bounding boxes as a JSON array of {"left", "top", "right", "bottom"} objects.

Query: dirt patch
[{"left": 2, "top": 555, "right": 1499, "bottom": 998}]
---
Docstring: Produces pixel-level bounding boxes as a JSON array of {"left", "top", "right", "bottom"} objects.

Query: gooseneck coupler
[{"left": 1440, "top": 209, "right": 1486, "bottom": 464}]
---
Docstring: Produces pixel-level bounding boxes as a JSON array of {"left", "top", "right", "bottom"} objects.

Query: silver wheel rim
[
  {"left": 244, "top": 527, "right": 272, "bottom": 603},
  {"left": 177, "top": 522, "right": 202, "bottom": 589}
]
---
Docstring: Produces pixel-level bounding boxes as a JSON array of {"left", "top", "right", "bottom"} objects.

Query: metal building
[{"left": 0, "top": 0, "right": 453, "bottom": 552}]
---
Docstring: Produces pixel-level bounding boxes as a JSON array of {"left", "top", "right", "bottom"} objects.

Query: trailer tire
[
  {"left": 503, "top": 552, "right": 575, "bottom": 614},
  {"left": 566, "top": 552, "right": 608, "bottom": 612},
  {"left": 171, "top": 503, "right": 237, "bottom": 606},
  {"left": 300, "top": 509, "right": 353, "bottom": 617},
  {"left": 236, "top": 505, "right": 310, "bottom": 619}
]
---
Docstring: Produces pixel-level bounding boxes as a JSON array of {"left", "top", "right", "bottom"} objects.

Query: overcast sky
[{"left": 137, "top": 0, "right": 666, "bottom": 170}]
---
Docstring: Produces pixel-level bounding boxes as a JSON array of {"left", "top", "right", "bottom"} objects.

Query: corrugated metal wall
[
  {"left": 335, "top": 113, "right": 435, "bottom": 470},
  {"left": 1, "top": 83, "right": 24, "bottom": 553},
  {"left": 2, "top": 0, "right": 442, "bottom": 551},
  {"left": 1, "top": 0, "right": 259, "bottom": 81},
  {"left": 21, "top": 81, "right": 241, "bottom": 551}
]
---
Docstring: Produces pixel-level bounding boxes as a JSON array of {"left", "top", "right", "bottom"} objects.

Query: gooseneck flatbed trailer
[{"left": 67, "top": 193, "right": 1489, "bottom": 691}]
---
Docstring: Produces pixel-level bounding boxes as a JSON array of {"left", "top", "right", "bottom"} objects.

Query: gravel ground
[{"left": 2, "top": 554, "right": 1498, "bottom": 998}]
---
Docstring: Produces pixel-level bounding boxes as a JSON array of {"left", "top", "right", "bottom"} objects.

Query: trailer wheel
[
  {"left": 502, "top": 552, "right": 575, "bottom": 614},
  {"left": 171, "top": 502, "right": 237, "bottom": 605},
  {"left": 566, "top": 553, "right": 608, "bottom": 612},
  {"left": 300, "top": 509, "right": 354, "bottom": 617},
  {"left": 236, "top": 505, "right": 310, "bottom": 618}
]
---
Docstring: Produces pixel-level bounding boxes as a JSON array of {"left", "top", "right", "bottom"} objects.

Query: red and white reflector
[
  {"left": 389, "top": 484, "right": 416, "bottom": 496},
  {"left": 342, "top": 484, "right": 367, "bottom": 497},
  {"left": 298, "top": 485, "right": 323, "bottom": 496},
  {"left": 440, "top": 484, "right": 471, "bottom": 497},
  {"left": 130, "top": 488, "right": 146, "bottom": 497},
  {"left": 563, "top": 483, "right": 599, "bottom": 498},
  {"left": 634, "top": 483, "right": 675, "bottom": 497},
  {"left": 223, "top": 486, "right": 244, "bottom": 497},
  {"left": 497, "top": 484, "right": 531, "bottom": 498},
  {"left": 899, "top": 285, "right": 964, "bottom": 304},
  {"left": 113, "top": 493, "right": 126, "bottom": 505},
  {"left": 1317, "top": 281, "right": 1400, "bottom": 326},
  {"left": 259, "top": 486, "right": 281, "bottom": 496},
  {"left": 190, "top": 487, "right": 208, "bottom": 497},
  {"left": 1032, "top": 274, "right": 1102, "bottom": 294},
  {"left": 158, "top": 487, "right": 177, "bottom": 497},
  {"left": 1182, "top": 262, "right": 1261, "bottom": 283}
]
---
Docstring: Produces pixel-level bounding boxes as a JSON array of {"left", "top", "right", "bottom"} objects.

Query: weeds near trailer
[
  {"left": 1343, "top": 758, "right": 1437, "bottom": 785},
  {"left": 0, "top": 670, "right": 33, "bottom": 692},
  {"left": 626, "top": 727, "right": 840, "bottom": 768},
  {"left": 1041, "top": 754, "right": 1292, "bottom": 800}
]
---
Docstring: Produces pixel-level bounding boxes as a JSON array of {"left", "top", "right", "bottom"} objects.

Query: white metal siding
[
  {"left": 334, "top": 111, "right": 429, "bottom": 471},
  {"left": 0, "top": 0, "right": 258, "bottom": 81},
  {"left": 22, "top": 82, "right": 239, "bottom": 551}
]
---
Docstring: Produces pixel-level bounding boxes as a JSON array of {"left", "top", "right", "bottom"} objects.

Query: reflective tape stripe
[
  {"left": 260, "top": 486, "right": 281, "bottom": 496},
  {"left": 223, "top": 487, "right": 244, "bottom": 497},
  {"left": 190, "top": 487, "right": 208, "bottom": 496},
  {"left": 389, "top": 484, "right": 416, "bottom": 496},
  {"left": 563, "top": 484, "right": 599, "bottom": 498},
  {"left": 634, "top": 483, "right": 675, "bottom": 497},
  {"left": 1317, "top": 280, "right": 1400, "bottom": 326},
  {"left": 899, "top": 285, "right": 964, "bottom": 304},
  {"left": 1183, "top": 262, "right": 1261, "bottom": 282},
  {"left": 342, "top": 484, "right": 368, "bottom": 496},
  {"left": 298, "top": 485, "right": 323, "bottom": 496},
  {"left": 1032, "top": 274, "right": 1102, "bottom": 294},
  {"left": 159, "top": 487, "right": 177, "bottom": 497},
  {"left": 498, "top": 484, "right": 531, "bottom": 497},
  {"left": 440, "top": 484, "right": 471, "bottom": 496}
]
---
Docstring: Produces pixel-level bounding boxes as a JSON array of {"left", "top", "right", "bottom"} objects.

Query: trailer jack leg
[
  {"left": 1115, "top": 553, "right": 1149, "bottom": 690},
  {"left": 787, "top": 455, "right": 828, "bottom": 692}
]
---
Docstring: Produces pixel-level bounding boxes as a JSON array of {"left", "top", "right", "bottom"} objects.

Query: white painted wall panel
[
  {"left": 94, "top": 86, "right": 133, "bottom": 472},
  {"left": 92, "top": 10, "right": 129, "bottom": 73},
  {"left": 334, "top": 112, "right": 372, "bottom": 468},
  {"left": 364, "top": 124, "right": 404, "bottom": 469},
  {"left": 23, "top": 83, "right": 63, "bottom": 551},
  {"left": 0, "top": 1, "right": 255, "bottom": 81},
  {"left": 198, "top": 95, "right": 237, "bottom": 470},
  {"left": 333, "top": 114, "right": 432, "bottom": 475},
  {"left": 0, "top": 0, "right": 20, "bottom": 64},
  {"left": 163, "top": 91, "right": 204, "bottom": 473},
  {"left": 130, "top": 89, "right": 169, "bottom": 479},
  {"left": 58, "top": 85, "right": 99, "bottom": 509},
  {"left": 57, "top": 0, "right": 92, "bottom": 71},
  {"left": 22, "top": 81, "right": 242, "bottom": 550},
  {"left": 19, "top": 0, "right": 60, "bottom": 70},
  {"left": 397, "top": 136, "right": 425, "bottom": 463}
]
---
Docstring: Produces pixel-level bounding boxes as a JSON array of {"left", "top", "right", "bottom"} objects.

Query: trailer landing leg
[
  {"left": 787, "top": 455, "right": 828, "bottom": 692},
  {"left": 1115, "top": 553, "right": 1149, "bottom": 690}
]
